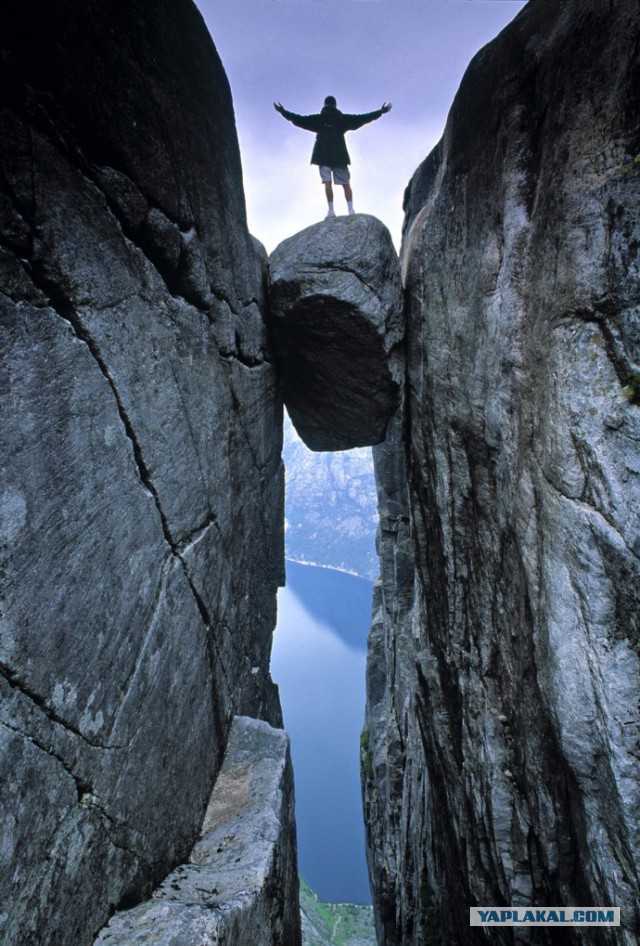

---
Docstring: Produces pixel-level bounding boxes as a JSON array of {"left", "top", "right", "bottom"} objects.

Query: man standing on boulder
[{"left": 274, "top": 96, "right": 392, "bottom": 218}]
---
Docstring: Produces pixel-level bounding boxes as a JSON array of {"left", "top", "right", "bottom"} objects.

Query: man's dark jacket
[{"left": 279, "top": 104, "right": 384, "bottom": 166}]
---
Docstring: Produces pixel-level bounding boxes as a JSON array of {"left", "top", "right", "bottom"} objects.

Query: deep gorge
[{"left": 1, "top": 1, "right": 639, "bottom": 945}]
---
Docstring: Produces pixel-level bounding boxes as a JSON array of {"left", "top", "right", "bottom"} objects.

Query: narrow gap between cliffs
[{"left": 270, "top": 413, "right": 378, "bottom": 923}]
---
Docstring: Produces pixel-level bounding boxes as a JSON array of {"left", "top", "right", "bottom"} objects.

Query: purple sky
[{"left": 194, "top": 1, "right": 526, "bottom": 251}]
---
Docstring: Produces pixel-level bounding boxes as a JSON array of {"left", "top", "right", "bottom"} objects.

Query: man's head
[{"left": 324, "top": 95, "right": 337, "bottom": 107}]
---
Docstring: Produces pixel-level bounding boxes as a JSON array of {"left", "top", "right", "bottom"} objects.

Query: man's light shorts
[{"left": 319, "top": 165, "right": 350, "bottom": 185}]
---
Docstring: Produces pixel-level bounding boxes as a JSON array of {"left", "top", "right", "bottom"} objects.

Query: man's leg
[
  {"left": 342, "top": 182, "right": 355, "bottom": 215},
  {"left": 320, "top": 167, "right": 335, "bottom": 217},
  {"left": 324, "top": 181, "right": 335, "bottom": 213}
]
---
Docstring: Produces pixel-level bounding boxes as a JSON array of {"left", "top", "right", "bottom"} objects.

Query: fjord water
[{"left": 271, "top": 560, "right": 373, "bottom": 904}]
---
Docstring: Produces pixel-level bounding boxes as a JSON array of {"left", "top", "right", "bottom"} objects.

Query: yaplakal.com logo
[{"left": 470, "top": 907, "right": 620, "bottom": 927}]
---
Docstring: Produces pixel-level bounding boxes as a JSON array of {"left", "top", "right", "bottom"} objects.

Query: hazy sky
[{"left": 194, "top": 1, "right": 526, "bottom": 252}]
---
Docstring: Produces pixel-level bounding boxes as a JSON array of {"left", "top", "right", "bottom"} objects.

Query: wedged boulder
[{"left": 268, "top": 215, "right": 403, "bottom": 451}]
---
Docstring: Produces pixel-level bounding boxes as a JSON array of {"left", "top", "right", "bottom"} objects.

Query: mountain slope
[
  {"left": 300, "top": 880, "right": 375, "bottom": 946},
  {"left": 283, "top": 416, "right": 378, "bottom": 580}
]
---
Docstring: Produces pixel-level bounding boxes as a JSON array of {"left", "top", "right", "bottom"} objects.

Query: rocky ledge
[
  {"left": 94, "top": 717, "right": 301, "bottom": 946},
  {"left": 268, "top": 215, "right": 404, "bottom": 452}
]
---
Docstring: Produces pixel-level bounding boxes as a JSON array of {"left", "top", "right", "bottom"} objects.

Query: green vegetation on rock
[
  {"left": 300, "top": 878, "right": 377, "bottom": 946},
  {"left": 621, "top": 376, "right": 640, "bottom": 405}
]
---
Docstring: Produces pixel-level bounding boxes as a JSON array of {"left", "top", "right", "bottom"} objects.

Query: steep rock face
[
  {"left": 94, "top": 716, "right": 301, "bottom": 946},
  {"left": 362, "top": 410, "right": 422, "bottom": 944},
  {"left": 364, "top": 3, "right": 640, "bottom": 944},
  {"left": 0, "top": 2, "right": 293, "bottom": 944},
  {"left": 269, "top": 215, "right": 403, "bottom": 451}
]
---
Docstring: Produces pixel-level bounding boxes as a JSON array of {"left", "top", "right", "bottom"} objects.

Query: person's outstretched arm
[
  {"left": 273, "top": 102, "right": 321, "bottom": 132},
  {"left": 343, "top": 102, "right": 392, "bottom": 131}
]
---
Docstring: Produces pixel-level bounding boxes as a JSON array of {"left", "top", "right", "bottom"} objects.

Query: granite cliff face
[
  {"left": 364, "top": 3, "right": 640, "bottom": 944},
  {"left": 0, "top": 2, "right": 297, "bottom": 944}
]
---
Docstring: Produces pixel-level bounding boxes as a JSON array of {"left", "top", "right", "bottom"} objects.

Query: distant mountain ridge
[{"left": 283, "top": 416, "right": 378, "bottom": 580}]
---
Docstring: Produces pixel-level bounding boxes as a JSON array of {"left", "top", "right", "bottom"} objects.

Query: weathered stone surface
[
  {"left": 0, "top": 3, "right": 291, "bottom": 945},
  {"left": 269, "top": 215, "right": 403, "bottom": 451},
  {"left": 361, "top": 410, "right": 424, "bottom": 946},
  {"left": 365, "top": 3, "right": 640, "bottom": 944},
  {"left": 93, "top": 716, "right": 301, "bottom": 946}
]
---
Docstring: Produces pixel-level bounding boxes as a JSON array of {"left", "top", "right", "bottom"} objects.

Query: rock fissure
[
  {"left": 174, "top": 514, "right": 220, "bottom": 557},
  {"left": 570, "top": 306, "right": 640, "bottom": 398},
  {"left": 533, "top": 451, "right": 640, "bottom": 562},
  {"left": 21, "top": 268, "right": 179, "bottom": 550},
  {"left": 0, "top": 717, "right": 94, "bottom": 801},
  {"left": 175, "top": 548, "right": 220, "bottom": 638},
  {"left": 82, "top": 798, "right": 155, "bottom": 875},
  {"left": 0, "top": 662, "right": 124, "bottom": 753},
  {"left": 26, "top": 279, "right": 255, "bottom": 679}
]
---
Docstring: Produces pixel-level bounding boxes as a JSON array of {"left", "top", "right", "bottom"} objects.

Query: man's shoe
[{"left": 326, "top": 209, "right": 336, "bottom": 218}]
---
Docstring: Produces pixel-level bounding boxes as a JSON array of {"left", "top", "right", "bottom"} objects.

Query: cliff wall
[
  {"left": 364, "top": 2, "right": 640, "bottom": 943},
  {"left": 0, "top": 2, "right": 294, "bottom": 943}
]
